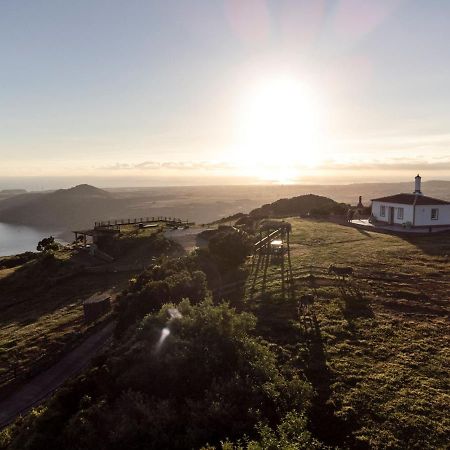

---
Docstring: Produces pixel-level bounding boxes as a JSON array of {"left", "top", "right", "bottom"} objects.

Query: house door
[{"left": 388, "top": 207, "right": 394, "bottom": 225}]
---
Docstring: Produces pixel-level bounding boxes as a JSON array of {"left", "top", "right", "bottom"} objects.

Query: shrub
[
  {"left": 7, "top": 301, "right": 313, "bottom": 450},
  {"left": 36, "top": 236, "right": 59, "bottom": 253},
  {"left": 114, "top": 258, "right": 209, "bottom": 337},
  {"left": 208, "top": 231, "right": 252, "bottom": 272}
]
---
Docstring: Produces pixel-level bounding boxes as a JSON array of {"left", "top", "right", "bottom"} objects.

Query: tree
[
  {"left": 208, "top": 231, "right": 252, "bottom": 272},
  {"left": 114, "top": 258, "right": 209, "bottom": 337},
  {"left": 36, "top": 236, "right": 59, "bottom": 253}
]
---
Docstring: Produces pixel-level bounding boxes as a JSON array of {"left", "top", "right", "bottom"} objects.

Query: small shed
[{"left": 83, "top": 292, "right": 111, "bottom": 323}]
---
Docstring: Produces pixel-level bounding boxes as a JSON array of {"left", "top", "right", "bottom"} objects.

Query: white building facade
[{"left": 371, "top": 175, "right": 450, "bottom": 228}]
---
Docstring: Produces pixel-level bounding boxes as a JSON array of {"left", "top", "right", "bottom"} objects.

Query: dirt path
[{"left": 0, "top": 321, "right": 115, "bottom": 429}]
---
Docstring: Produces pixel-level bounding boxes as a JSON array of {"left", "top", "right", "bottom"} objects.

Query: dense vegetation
[
  {"left": 114, "top": 228, "right": 252, "bottom": 337},
  {"left": 3, "top": 300, "right": 319, "bottom": 450}
]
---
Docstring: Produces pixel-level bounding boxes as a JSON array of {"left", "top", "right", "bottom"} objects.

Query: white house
[{"left": 371, "top": 175, "right": 450, "bottom": 228}]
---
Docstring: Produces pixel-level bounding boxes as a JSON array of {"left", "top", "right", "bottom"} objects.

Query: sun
[{"left": 234, "top": 76, "right": 323, "bottom": 182}]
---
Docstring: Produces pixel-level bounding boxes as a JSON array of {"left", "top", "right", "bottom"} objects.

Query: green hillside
[{"left": 2, "top": 218, "right": 449, "bottom": 449}]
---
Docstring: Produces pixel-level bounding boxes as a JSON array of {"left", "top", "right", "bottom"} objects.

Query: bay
[{"left": 0, "top": 222, "right": 61, "bottom": 257}]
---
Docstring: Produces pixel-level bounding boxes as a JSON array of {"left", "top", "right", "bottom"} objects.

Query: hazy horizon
[{"left": 1, "top": 174, "right": 450, "bottom": 192}]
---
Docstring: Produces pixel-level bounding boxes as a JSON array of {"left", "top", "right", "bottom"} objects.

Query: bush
[
  {"left": 36, "top": 236, "right": 59, "bottom": 253},
  {"left": 7, "top": 301, "right": 313, "bottom": 450},
  {"left": 203, "top": 411, "right": 323, "bottom": 449},
  {"left": 208, "top": 231, "right": 252, "bottom": 272},
  {"left": 114, "top": 258, "right": 209, "bottom": 337}
]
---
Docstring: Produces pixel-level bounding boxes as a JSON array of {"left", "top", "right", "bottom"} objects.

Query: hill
[
  {"left": 56, "top": 184, "right": 111, "bottom": 198},
  {"left": 249, "top": 193, "right": 349, "bottom": 218},
  {"left": 0, "top": 190, "right": 27, "bottom": 202},
  {"left": 0, "top": 185, "right": 124, "bottom": 231}
]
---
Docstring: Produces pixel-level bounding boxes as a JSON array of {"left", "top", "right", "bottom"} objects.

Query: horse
[{"left": 328, "top": 264, "right": 353, "bottom": 280}]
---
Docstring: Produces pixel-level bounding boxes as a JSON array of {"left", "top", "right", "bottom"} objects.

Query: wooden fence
[{"left": 94, "top": 216, "right": 190, "bottom": 229}]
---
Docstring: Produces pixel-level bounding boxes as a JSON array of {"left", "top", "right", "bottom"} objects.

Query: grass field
[
  {"left": 245, "top": 219, "right": 450, "bottom": 448},
  {"left": 0, "top": 228, "right": 181, "bottom": 384}
]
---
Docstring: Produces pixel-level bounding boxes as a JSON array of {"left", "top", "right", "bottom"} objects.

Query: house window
[
  {"left": 397, "top": 208, "right": 404, "bottom": 220},
  {"left": 380, "top": 205, "right": 386, "bottom": 217},
  {"left": 431, "top": 208, "right": 439, "bottom": 220}
]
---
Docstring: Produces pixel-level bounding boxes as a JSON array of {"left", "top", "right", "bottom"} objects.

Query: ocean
[{"left": 0, "top": 222, "right": 60, "bottom": 257}]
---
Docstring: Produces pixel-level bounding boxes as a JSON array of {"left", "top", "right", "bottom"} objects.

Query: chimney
[{"left": 414, "top": 174, "right": 422, "bottom": 195}]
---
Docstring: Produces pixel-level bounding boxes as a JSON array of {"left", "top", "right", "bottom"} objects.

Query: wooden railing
[
  {"left": 254, "top": 228, "right": 284, "bottom": 252},
  {"left": 94, "top": 216, "right": 190, "bottom": 229}
]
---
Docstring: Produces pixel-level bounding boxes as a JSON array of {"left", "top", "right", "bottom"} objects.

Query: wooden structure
[
  {"left": 83, "top": 292, "right": 111, "bottom": 323},
  {"left": 74, "top": 228, "right": 119, "bottom": 247},
  {"left": 250, "top": 222, "right": 293, "bottom": 300},
  {"left": 73, "top": 216, "right": 191, "bottom": 247},
  {"left": 93, "top": 216, "right": 190, "bottom": 229}
]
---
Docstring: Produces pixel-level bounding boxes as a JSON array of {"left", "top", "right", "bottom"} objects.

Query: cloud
[
  {"left": 135, "top": 161, "right": 162, "bottom": 170},
  {"left": 98, "top": 156, "right": 450, "bottom": 174},
  {"left": 100, "top": 162, "right": 135, "bottom": 170},
  {"left": 99, "top": 160, "right": 237, "bottom": 172},
  {"left": 318, "top": 157, "right": 450, "bottom": 171}
]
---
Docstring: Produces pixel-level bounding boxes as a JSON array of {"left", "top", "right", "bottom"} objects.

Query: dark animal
[
  {"left": 297, "top": 294, "right": 315, "bottom": 316},
  {"left": 328, "top": 264, "right": 353, "bottom": 280}
]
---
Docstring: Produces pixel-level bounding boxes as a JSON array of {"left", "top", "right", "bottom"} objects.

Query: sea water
[{"left": 0, "top": 223, "right": 59, "bottom": 257}]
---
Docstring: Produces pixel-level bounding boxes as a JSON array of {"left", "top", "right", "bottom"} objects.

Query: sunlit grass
[{"left": 245, "top": 218, "right": 450, "bottom": 447}]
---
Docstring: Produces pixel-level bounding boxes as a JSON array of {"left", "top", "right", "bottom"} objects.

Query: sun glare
[{"left": 234, "top": 76, "right": 323, "bottom": 183}]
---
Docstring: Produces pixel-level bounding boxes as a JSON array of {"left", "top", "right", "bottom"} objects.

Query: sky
[{"left": 1, "top": 0, "right": 450, "bottom": 188}]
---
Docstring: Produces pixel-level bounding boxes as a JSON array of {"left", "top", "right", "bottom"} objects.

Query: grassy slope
[
  {"left": 0, "top": 227, "right": 181, "bottom": 382},
  {"left": 246, "top": 219, "right": 449, "bottom": 448},
  {"left": 0, "top": 251, "right": 129, "bottom": 380}
]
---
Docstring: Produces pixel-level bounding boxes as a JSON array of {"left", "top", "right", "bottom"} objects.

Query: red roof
[{"left": 371, "top": 193, "right": 450, "bottom": 205}]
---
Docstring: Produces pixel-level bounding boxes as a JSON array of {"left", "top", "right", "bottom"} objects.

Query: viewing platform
[
  {"left": 93, "top": 216, "right": 190, "bottom": 229},
  {"left": 73, "top": 216, "right": 192, "bottom": 246}
]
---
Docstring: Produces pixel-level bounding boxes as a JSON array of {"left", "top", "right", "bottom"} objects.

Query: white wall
[
  {"left": 372, "top": 201, "right": 450, "bottom": 226},
  {"left": 371, "top": 201, "right": 413, "bottom": 224},
  {"left": 414, "top": 205, "right": 450, "bottom": 226}
]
